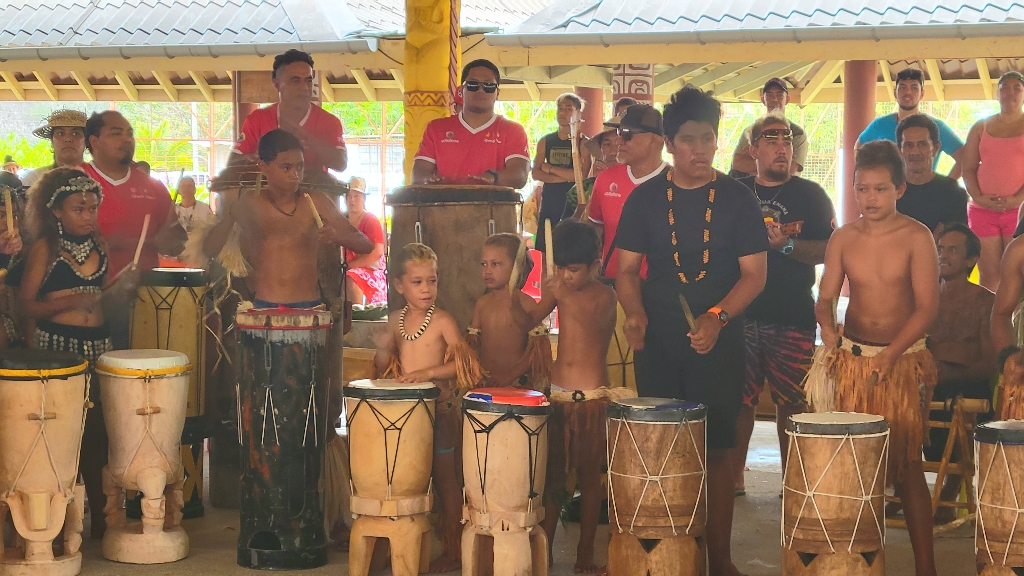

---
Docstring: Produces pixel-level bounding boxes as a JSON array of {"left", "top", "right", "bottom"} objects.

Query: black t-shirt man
[
  {"left": 737, "top": 175, "right": 835, "bottom": 330},
  {"left": 896, "top": 175, "right": 968, "bottom": 233}
]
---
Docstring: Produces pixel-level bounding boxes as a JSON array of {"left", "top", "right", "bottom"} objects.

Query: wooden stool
[
  {"left": 349, "top": 515, "right": 431, "bottom": 576},
  {"left": 462, "top": 523, "right": 548, "bottom": 576},
  {"left": 607, "top": 533, "right": 703, "bottom": 576}
]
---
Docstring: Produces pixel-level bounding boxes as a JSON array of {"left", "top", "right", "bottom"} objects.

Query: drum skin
[
  {"left": 387, "top": 185, "right": 520, "bottom": 331},
  {"left": 976, "top": 421, "right": 1024, "bottom": 569}
]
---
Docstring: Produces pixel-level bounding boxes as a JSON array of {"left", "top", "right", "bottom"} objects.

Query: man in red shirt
[
  {"left": 82, "top": 111, "right": 185, "bottom": 348},
  {"left": 412, "top": 59, "right": 530, "bottom": 188},
  {"left": 587, "top": 105, "right": 668, "bottom": 279},
  {"left": 230, "top": 49, "right": 347, "bottom": 173}
]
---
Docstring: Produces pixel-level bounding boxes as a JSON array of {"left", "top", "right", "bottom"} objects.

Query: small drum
[
  {"left": 235, "top": 307, "right": 331, "bottom": 570},
  {"left": 607, "top": 398, "right": 707, "bottom": 539},
  {"left": 976, "top": 420, "right": 1024, "bottom": 571},
  {"left": 130, "top": 267, "right": 208, "bottom": 519},
  {"left": 388, "top": 186, "right": 521, "bottom": 331},
  {"left": 98, "top": 350, "right": 191, "bottom": 564},
  {"left": 345, "top": 379, "right": 439, "bottom": 516},
  {"left": 0, "top": 350, "right": 89, "bottom": 576},
  {"left": 782, "top": 412, "right": 888, "bottom": 575}
]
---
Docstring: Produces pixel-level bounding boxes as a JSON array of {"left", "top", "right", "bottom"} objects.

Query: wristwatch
[
  {"left": 708, "top": 306, "right": 730, "bottom": 326},
  {"left": 780, "top": 238, "right": 795, "bottom": 255},
  {"left": 485, "top": 169, "right": 499, "bottom": 184}
]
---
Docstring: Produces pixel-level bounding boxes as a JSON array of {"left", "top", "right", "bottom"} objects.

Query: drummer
[
  {"left": 229, "top": 49, "right": 347, "bottom": 173},
  {"left": 411, "top": 59, "right": 530, "bottom": 188},
  {"left": 204, "top": 129, "right": 371, "bottom": 307}
]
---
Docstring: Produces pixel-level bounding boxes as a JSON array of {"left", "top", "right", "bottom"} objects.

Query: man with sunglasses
[
  {"left": 729, "top": 114, "right": 835, "bottom": 498},
  {"left": 730, "top": 78, "right": 808, "bottom": 178},
  {"left": 412, "top": 59, "right": 530, "bottom": 188},
  {"left": 857, "top": 67, "right": 964, "bottom": 178}
]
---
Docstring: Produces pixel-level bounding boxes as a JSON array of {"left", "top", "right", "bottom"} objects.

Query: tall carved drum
[
  {"left": 976, "top": 420, "right": 1024, "bottom": 574},
  {"left": 236, "top": 308, "right": 331, "bottom": 570},
  {"left": 0, "top": 350, "right": 89, "bottom": 576},
  {"left": 782, "top": 413, "right": 889, "bottom": 575},
  {"left": 345, "top": 379, "right": 439, "bottom": 576},
  {"left": 462, "top": 388, "right": 551, "bottom": 576},
  {"left": 387, "top": 186, "right": 520, "bottom": 331},
  {"left": 98, "top": 350, "right": 191, "bottom": 564},
  {"left": 606, "top": 398, "right": 707, "bottom": 576},
  {"left": 130, "top": 267, "right": 208, "bottom": 518}
]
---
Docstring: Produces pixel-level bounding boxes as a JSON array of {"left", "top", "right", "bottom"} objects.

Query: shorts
[
  {"left": 634, "top": 317, "right": 745, "bottom": 451},
  {"left": 968, "top": 201, "right": 1018, "bottom": 238},
  {"left": 743, "top": 320, "right": 815, "bottom": 407}
]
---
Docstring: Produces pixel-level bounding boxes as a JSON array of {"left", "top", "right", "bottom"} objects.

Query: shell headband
[{"left": 47, "top": 176, "right": 103, "bottom": 208}]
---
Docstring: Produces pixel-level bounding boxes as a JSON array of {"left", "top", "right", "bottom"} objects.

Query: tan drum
[
  {"left": 976, "top": 420, "right": 1024, "bottom": 573},
  {"left": 387, "top": 185, "right": 521, "bottom": 331},
  {"left": 98, "top": 350, "right": 191, "bottom": 564},
  {"left": 782, "top": 412, "right": 888, "bottom": 575},
  {"left": 0, "top": 350, "right": 89, "bottom": 576},
  {"left": 462, "top": 388, "right": 551, "bottom": 576}
]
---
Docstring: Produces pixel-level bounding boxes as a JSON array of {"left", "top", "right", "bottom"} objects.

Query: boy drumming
[{"left": 814, "top": 140, "right": 938, "bottom": 576}]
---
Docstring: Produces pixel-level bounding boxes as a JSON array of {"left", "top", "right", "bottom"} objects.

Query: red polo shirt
[
  {"left": 588, "top": 162, "right": 666, "bottom": 278},
  {"left": 414, "top": 113, "right": 529, "bottom": 181},
  {"left": 233, "top": 103, "right": 346, "bottom": 170}
]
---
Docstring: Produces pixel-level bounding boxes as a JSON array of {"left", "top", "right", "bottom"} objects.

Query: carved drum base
[
  {"left": 780, "top": 547, "right": 884, "bottom": 576},
  {"left": 607, "top": 533, "right": 704, "bottom": 576},
  {"left": 0, "top": 484, "right": 85, "bottom": 576},
  {"left": 462, "top": 523, "right": 548, "bottom": 576},
  {"left": 349, "top": 514, "right": 431, "bottom": 576},
  {"left": 102, "top": 525, "right": 188, "bottom": 564}
]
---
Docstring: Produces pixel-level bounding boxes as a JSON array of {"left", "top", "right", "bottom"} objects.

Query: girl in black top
[{"left": 532, "top": 93, "right": 592, "bottom": 253}]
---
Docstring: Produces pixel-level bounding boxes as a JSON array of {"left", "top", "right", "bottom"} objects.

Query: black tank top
[{"left": 537, "top": 132, "right": 578, "bottom": 251}]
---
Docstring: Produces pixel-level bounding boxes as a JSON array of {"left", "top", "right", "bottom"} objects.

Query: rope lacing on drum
[
  {"left": 347, "top": 397, "right": 435, "bottom": 501},
  {"left": 464, "top": 408, "right": 548, "bottom": 517},
  {"left": 258, "top": 316, "right": 280, "bottom": 447},
  {"left": 607, "top": 417, "right": 706, "bottom": 537},
  {"left": 976, "top": 439, "right": 1024, "bottom": 566},
  {"left": 7, "top": 374, "right": 80, "bottom": 500},
  {"left": 783, "top": 431, "right": 888, "bottom": 554},
  {"left": 120, "top": 373, "right": 176, "bottom": 480},
  {"left": 302, "top": 322, "right": 319, "bottom": 448}
]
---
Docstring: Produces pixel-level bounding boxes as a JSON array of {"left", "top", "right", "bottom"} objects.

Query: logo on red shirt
[
  {"left": 442, "top": 131, "right": 458, "bottom": 143},
  {"left": 608, "top": 182, "right": 620, "bottom": 196}
]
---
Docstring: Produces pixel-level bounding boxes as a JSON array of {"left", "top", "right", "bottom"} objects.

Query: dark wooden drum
[{"left": 387, "top": 186, "right": 520, "bottom": 331}]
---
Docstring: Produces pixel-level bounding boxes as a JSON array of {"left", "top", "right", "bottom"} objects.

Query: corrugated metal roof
[
  {"left": 346, "top": 0, "right": 555, "bottom": 34},
  {"left": 507, "top": 0, "right": 1024, "bottom": 35}
]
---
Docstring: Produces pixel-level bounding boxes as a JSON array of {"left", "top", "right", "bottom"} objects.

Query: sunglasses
[
  {"left": 755, "top": 128, "right": 793, "bottom": 142},
  {"left": 616, "top": 127, "right": 656, "bottom": 142},
  {"left": 464, "top": 81, "right": 498, "bottom": 93}
]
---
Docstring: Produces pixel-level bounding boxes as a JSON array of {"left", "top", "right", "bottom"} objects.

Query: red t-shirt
[
  {"left": 587, "top": 162, "right": 667, "bottom": 278},
  {"left": 345, "top": 212, "right": 385, "bottom": 263},
  {"left": 83, "top": 163, "right": 173, "bottom": 275},
  {"left": 233, "top": 103, "right": 346, "bottom": 170},
  {"left": 414, "top": 113, "right": 530, "bottom": 181}
]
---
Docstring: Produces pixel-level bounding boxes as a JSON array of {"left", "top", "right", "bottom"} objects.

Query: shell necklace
[{"left": 400, "top": 304, "right": 435, "bottom": 341}]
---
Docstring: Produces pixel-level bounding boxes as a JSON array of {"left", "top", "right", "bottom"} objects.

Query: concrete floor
[{"left": 74, "top": 421, "right": 977, "bottom": 575}]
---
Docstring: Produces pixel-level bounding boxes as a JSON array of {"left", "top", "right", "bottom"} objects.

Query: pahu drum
[
  {"left": 388, "top": 186, "right": 521, "bottom": 331},
  {"left": 976, "top": 420, "right": 1024, "bottom": 573},
  {"left": 0, "top": 350, "right": 89, "bottom": 576},
  {"left": 782, "top": 412, "right": 888, "bottom": 576},
  {"left": 606, "top": 398, "right": 706, "bottom": 576},
  {"left": 130, "top": 267, "right": 208, "bottom": 519},
  {"left": 462, "top": 388, "right": 551, "bottom": 576},
  {"left": 345, "top": 379, "right": 439, "bottom": 576},
  {"left": 236, "top": 308, "right": 331, "bottom": 570},
  {"left": 98, "top": 350, "right": 191, "bottom": 564}
]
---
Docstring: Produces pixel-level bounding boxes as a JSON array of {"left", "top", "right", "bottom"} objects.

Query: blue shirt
[{"left": 858, "top": 113, "right": 964, "bottom": 169}]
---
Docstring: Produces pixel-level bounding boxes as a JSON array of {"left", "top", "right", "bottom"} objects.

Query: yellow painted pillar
[{"left": 403, "top": 0, "right": 461, "bottom": 181}]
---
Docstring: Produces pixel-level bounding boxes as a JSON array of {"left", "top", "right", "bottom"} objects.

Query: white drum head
[
  {"left": 790, "top": 412, "right": 884, "bottom": 426},
  {"left": 97, "top": 349, "right": 190, "bottom": 371},
  {"left": 349, "top": 379, "right": 435, "bottom": 390},
  {"left": 787, "top": 411, "right": 888, "bottom": 435}
]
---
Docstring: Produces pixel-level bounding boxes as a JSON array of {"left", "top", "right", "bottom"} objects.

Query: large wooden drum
[
  {"left": 387, "top": 186, "right": 521, "bottom": 331},
  {"left": 782, "top": 412, "right": 888, "bottom": 575},
  {"left": 976, "top": 420, "right": 1024, "bottom": 573},
  {"left": 0, "top": 350, "right": 89, "bottom": 576}
]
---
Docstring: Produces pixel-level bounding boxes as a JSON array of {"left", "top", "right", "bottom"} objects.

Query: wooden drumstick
[
  {"left": 132, "top": 213, "right": 150, "bottom": 268},
  {"left": 3, "top": 188, "right": 12, "bottom": 239},
  {"left": 544, "top": 219, "right": 554, "bottom": 277},
  {"left": 305, "top": 193, "right": 324, "bottom": 228},
  {"left": 509, "top": 236, "right": 528, "bottom": 295},
  {"left": 569, "top": 114, "right": 586, "bottom": 205},
  {"left": 678, "top": 294, "right": 698, "bottom": 334}
]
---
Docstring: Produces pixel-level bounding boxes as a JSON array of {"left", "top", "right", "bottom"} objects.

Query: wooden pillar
[
  {"left": 403, "top": 0, "right": 461, "bottom": 181},
  {"left": 575, "top": 87, "right": 604, "bottom": 137},
  {"left": 231, "top": 72, "right": 259, "bottom": 141},
  {"left": 612, "top": 64, "right": 654, "bottom": 105},
  {"left": 841, "top": 60, "right": 877, "bottom": 225}
]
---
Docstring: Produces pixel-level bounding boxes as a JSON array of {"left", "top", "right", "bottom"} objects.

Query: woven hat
[
  {"left": 585, "top": 116, "right": 621, "bottom": 157},
  {"left": 33, "top": 109, "right": 88, "bottom": 140},
  {"left": 348, "top": 176, "right": 367, "bottom": 194}
]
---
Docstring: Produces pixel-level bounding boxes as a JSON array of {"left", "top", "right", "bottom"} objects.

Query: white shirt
[{"left": 175, "top": 201, "right": 214, "bottom": 233}]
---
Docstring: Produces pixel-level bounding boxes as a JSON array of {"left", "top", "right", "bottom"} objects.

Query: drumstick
[
  {"left": 3, "top": 188, "right": 12, "bottom": 239},
  {"left": 678, "top": 294, "right": 698, "bottom": 333},
  {"left": 509, "top": 236, "right": 528, "bottom": 295},
  {"left": 544, "top": 219, "right": 554, "bottom": 276},
  {"left": 569, "top": 114, "right": 586, "bottom": 206},
  {"left": 132, "top": 213, "right": 150, "bottom": 269},
  {"left": 305, "top": 193, "right": 324, "bottom": 228}
]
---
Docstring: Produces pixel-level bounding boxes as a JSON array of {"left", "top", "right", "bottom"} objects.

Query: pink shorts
[{"left": 968, "top": 201, "right": 1019, "bottom": 238}]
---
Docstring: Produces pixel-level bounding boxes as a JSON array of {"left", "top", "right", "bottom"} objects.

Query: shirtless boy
[
  {"left": 521, "top": 220, "right": 631, "bottom": 573},
  {"left": 375, "top": 243, "right": 483, "bottom": 572},
  {"left": 815, "top": 140, "right": 939, "bottom": 576},
  {"left": 203, "top": 129, "right": 371, "bottom": 305}
]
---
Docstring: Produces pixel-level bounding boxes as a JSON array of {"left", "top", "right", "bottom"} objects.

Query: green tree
[{"left": 0, "top": 133, "right": 54, "bottom": 170}]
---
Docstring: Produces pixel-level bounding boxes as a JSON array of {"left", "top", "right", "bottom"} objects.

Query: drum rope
[
  {"left": 976, "top": 440, "right": 1024, "bottom": 565},
  {"left": 488, "top": 203, "right": 495, "bottom": 237},
  {"left": 71, "top": 372, "right": 92, "bottom": 494},
  {"left": 8, "top": 376, "right": 69, "bottom": 499},
  {"left": 120, "top": 375, "right": 176, "bottom": 483},
  {"left": 464, "top": 409, "right": 549, "bottom": 517},
  {"left": 783, "top": 432, "right": 888, "bottom": 553},
  {"left": 415, "top": 205, "right": 423, "bottom": 244},
  {"left": 348, "top": 397, "right": 435, "bottom": 497},
  {"left": 236, "top": 382, "right": 242, "bottom": 444},
  {"left": 302, "top": 328, "right": 319, "bottom": 448},
  {"left": 260, "top": 387, "right": 280, "bottom": 446}
]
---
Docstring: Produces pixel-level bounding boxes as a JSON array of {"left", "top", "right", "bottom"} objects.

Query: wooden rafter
[
  {"left": 114, "top": 71, "right": 139, "bottom": 101},
  {"left": 389, "top": 68, "right": 405, "bottom": 93},
  {"left": 524, "top": 80, "right": 540, "bottom": 101},
  {"left": 925, "top": 59, "right": 945, "bottom": 101},
  {"left": 712, "top": 61, "right": 811, "bottom": 97},
  {"left": 71, "top": 71, "right": 96, "bottom": 101},
  {"left": 320, "top": 78, "right": 335, "bottom": 102},
  {"left": 189, "top": 71, "right": 214, "bottom": 102},
  {"left": 800, "top": 60, "right": 843, "bottom": 105},
  {"left": 351, "top": 69, "right": 377, "bottom": 102},
  {"left": 653, "top": 63, "right": 704, "bottom": 88},
  {"left": 684, "top": 63, "right": 751, "bottom": 91},
  {"left": 1, "top": 72, "right": 25, "bottom": 101},
  {"left": 976, "top": 58, "right": 993, "bottom": 100},
  {"left": 153, "top": 71, "right": 179, "bottom": 101},
  {"left": 34, "top": 71, "right": 59, "bottom": 101},
  {"left": 879, "top": 60, "right": 894, "bottom": 101}
]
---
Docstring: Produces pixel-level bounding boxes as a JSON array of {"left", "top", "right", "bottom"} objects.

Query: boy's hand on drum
[
  {"left": 398, "top": 369, "right": 432, "bottom": 383},
  {"left": 688, "top": 313, "right": 722, "bottom": 354},
  {"left": 623, "top": 313, "right": 647, "bottom": 351}
]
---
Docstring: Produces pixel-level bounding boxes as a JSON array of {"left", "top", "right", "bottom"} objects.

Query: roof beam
[
  {"left": 683, "top": 63, "right": 751, "bottom": 91},
  {"left": 153, "top": 70, "right": 178, "bottom": 101},
  {"left": 389, "top": 68, "right": 405, "bottom": 93},
  {"left": 33, "top": 71, "right": 58, "bottom": 101},
  {"left": 925, "top": 59, "right": 945, "bottom": 101},
  {"left": 0, "top": 72, "right": 25, "bottom": 101},
  {"left": 524, "top": 81, "right": 540, "bottom": 101},
  {"left": 320, "top": 80, "right": 335, "bottom": 103},
  {"left": 114, "top": 71, "right": 138, "bottom": 101},
  {"left": 712, "top": 61, "right": 810, "bottom": 97},
  {"left": 71, "top": 71, "right": 96, "bottom": 100},
  {"left": 189, "top": 71, "right": 214, "bottom": 102},
  {"left": 879, "top": 61, "right": 894, "bottom": 101},
  {"left": 977, "top": 58, "right": 993, "bottom": 100},
  {"left": 351, "top": 69, "right": 377, "bottom": 102},
  {"left": 653, "top": 63, "right": 704, "bottom": 88},
  {"left": 799, "top": 60, "right": 843, "bottom": 105}
]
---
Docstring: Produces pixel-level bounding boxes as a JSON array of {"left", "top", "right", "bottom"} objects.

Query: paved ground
[{"left": 73, "top": 421, "right": 977, "bottom": 575}]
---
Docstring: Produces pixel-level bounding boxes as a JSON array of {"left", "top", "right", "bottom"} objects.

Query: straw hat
[
  {"left": 348, "top": 176, "right": 367, "bottom": 194},
  {"left": 33, "top": 109, "right": 88, "bottom": 140},
  {"left": 584, "top": 114, "right": 622, "bottom": 157}
]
